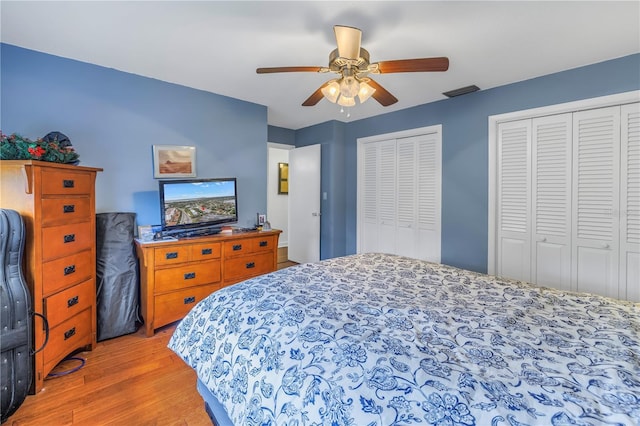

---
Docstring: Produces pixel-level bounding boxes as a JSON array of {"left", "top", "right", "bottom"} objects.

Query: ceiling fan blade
[
  {"left": 257, "top": 66, "right": 323, "bottom": 74},
  {"left": 366, "top": 79, "right": 398, "bottom": 106},
  {"left": 376, "top": 57, "right": 449, "bottom": 73},
  {"left": 334, "top": 25, "right": 361, "bottom": 60},
  {"left": 302, "top": 84, "right": 327, "bottom": 106}
]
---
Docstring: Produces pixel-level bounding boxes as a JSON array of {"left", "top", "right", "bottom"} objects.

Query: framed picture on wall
[
  {"left": 278, "top": 162, "right": 289, "bottom": 194},
  {"left": 152, "top": 145, "right": 196, "bottom": 178}
]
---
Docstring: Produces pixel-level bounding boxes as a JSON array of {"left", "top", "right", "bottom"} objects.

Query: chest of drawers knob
[
  {"left": 63, "top": 327, "right": 76, "bottom": 340},
  {"left": 63, "top": 233, "right": 76, "bottom": 243},
  {"left": 63, "top": 204, "right": 75, "bottom": 213},
  {"left": 62, "top": 179, "right": 75, "bottom": 188},
  {"left": 67, "top": 296, "right": 79, "bottom": 308}
]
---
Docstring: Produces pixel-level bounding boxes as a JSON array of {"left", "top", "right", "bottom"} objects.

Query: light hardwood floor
[{"left": 6, "top": 257, "right": 297, "bottom": 426}]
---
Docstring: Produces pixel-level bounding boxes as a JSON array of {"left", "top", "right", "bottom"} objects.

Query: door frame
[{"left": 487, "top": 90, "right": 639, "bottom": 275}]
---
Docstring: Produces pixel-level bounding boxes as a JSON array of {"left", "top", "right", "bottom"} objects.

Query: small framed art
[
  {"left": 152, "top": 145, "right": 196, "bottom": 178},
  {"left": 278, "top": 162, "right": 289, "bottom": 194}
]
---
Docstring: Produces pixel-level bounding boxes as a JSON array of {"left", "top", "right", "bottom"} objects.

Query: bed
[{"left": 168, "top": 253, "right": 640, "bottom": 425}]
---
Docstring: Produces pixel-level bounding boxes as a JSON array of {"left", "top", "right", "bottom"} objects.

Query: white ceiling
[{"left": 2, "top": 1, "right": 639, "bottom": 130}]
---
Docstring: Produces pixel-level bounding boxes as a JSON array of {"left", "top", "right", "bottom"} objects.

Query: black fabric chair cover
[{"left": 96, "top": 212, "right": 140, "bottom": 341}]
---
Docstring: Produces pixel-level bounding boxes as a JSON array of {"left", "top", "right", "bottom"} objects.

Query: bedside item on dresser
[
  {"left": 0, "top": 160, "right": 102, "bottom": 393},
  {"left": 135, "top": 229, "right": 281, "bottom": 336},
  {"left": 96, "top": 212, "right": 140, "bottom": 341}
]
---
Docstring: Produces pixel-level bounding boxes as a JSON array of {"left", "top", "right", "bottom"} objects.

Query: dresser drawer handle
[
  {"left": 63, "top": 179, "right": 75, "bottom": 188},
  {"left": 201, "top": 248, "right": 212, "bottom": 255},
  {"left": 165, "top": 252, "right": 178, "bottom": 259},
  {"left": 64, "top": 265, "right": 76, "bottom": 275},
  {"left": 67, "top": 296, "right": 79, "bottom": 308},
  {"left": 64, "top": 327, "right": 76, "bottom": 340},
  {"left": 232, "top": 244, "right": 242, "bottom": 251},
  {"left": 63, "top": 204, "right": 76, "bottom": 213},
  {"left": 246, "top": 262, "right": 255, "bottom": 269},
  {"left": 64, "top": 234, "right": 76, "bottom": 243},
  {"left": 184, "top": 272, "right": 196, "bottom": 280},
  {"left": 259, "top": 240, "right": 268, "bottom": 247},
  {"left": 184, "top": 296, "right": 196, "bottom": 304}
]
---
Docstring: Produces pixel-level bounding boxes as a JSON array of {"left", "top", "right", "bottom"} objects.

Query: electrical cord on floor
[{"left": 45, "top": 356, "right": 86, "bottom": 379}]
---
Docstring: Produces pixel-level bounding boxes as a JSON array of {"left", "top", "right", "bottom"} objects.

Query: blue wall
[
  {"left": 2, "top": 43, "right": 638, "bottom": 272},
  {"left": 1, "top": 43, "right": 268, "bottom": 229},
  {"left": 294, "top": 54, "right": 640, "bottom": 272}
]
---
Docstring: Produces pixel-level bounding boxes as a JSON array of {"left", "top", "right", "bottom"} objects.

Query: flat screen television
[{"left": 159, "top": 177, "right": 238, "bottom": 237}]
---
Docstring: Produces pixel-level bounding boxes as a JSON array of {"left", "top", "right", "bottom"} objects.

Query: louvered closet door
[
  {"left": 572, "top": 106, "right": 621, "bottom": 298},
  {"left": 395, "top": 134, "right": 441, "bottom": 262},
  {"left": 497, "top": 120, "right": 532, "bottom": 282},
  {"left": 361, "top": 142, "right": 381, "bottom": 253},
  {"left": 360, "top": 140, "right": 397, "bottom": 254},
  {"left": 620, "top": 103, "right": 640, "bottom": 301},
  {"left": 531, "top": 114, "right": 572, "bottom": 290},
  {"left": 415, "top": 133, "right": 441, "bottom": 262},
  {"left": 396, "top": 137, "right": 417, "bottom": 257}
]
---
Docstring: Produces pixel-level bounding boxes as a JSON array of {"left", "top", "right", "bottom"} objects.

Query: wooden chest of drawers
[
  {"left": 135, "top": 230, "right": 280, "bottom": 336},
  {"left": 0, "top": 161, "right": 102, "bottom": 393}
]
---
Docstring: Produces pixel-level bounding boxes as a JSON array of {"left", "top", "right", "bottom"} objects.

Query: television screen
[{"left": 159, "top": 178, "right": 238, "bottom": 234}]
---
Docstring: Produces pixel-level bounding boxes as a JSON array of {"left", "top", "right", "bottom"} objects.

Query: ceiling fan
[{"left": 256, "top": 25, "right": 449, "bottom": 108}]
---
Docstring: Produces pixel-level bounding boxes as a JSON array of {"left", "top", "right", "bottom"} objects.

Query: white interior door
[
  {"left": 531, "top": 114, "right": 572, "bottom": 290},
  {"left": 620, "top": 102, "right": 640, "bottom": 301},
  {"left": 497, "top": 120, "right": 532, "bottom": 282},
  {"left": 288, "top": 144, "right": 321, "bottom": 264},
  {"left": 572, "top": 106, "right": 620, "bottom": 297}
]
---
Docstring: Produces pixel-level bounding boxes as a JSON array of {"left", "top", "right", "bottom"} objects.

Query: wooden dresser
[
  {"left": 0, "top": 160, "right": 102, "bottom": 393},
  {"left": 135, "top": 229, "right": 281, "bottom": 336}
]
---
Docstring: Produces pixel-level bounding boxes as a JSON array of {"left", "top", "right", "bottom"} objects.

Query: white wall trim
[
  {"left": 487, "top": 90, "right": 640, "bottom": 275},
  {"left": 267, "top": 142, "right": 295, "bottom": 150}
]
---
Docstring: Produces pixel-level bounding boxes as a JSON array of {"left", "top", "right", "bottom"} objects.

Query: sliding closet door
[
  {"left": 620, "top": 103, "right": 640, "bottom": 301},
  {"left": 497, "top": 120, "right": 532, "bottom": 282},
  {"left": 572, "top": 106, "right": 620, "bottom": 298},
  {"left": 531, "top": 114, "right": 572, "bottom": 290}
]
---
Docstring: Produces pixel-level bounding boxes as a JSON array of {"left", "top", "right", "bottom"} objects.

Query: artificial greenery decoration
[{"left": 1, "top": 132, "right": 79, "bottom": 164}]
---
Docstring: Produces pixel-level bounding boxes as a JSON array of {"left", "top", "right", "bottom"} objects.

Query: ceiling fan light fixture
[
  {"left": 357, "top": 81, "right": 376, "bottom": 103},
  {"left": 339, "top": 75, "right": 360, "bottom": 98},
  {"left": 321, "top": 80, "right": 340, "bottom": 103},
  {"left": 337, "top": 95, "right": 355, "bottom": 107}
]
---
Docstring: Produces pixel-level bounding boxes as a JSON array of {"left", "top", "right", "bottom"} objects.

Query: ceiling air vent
[{"left": 443, "top": 85, "right": 480, "bottom": 98}]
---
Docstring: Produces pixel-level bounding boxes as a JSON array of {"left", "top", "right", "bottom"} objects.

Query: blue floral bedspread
[{"left": 168, "top": 253, "right": 640, "bottom": 425}]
